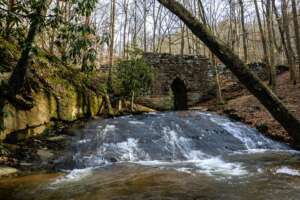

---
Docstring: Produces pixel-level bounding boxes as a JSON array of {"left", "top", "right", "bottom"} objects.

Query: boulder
[{"left": 0, "top": 167, "right": 18, "bottom": 177}]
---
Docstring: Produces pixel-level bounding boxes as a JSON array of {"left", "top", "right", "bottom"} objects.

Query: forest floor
[{"left": 198, "top": 71, "right": 300, "bottom": 144}]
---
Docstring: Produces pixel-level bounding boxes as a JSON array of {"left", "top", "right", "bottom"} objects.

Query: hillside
[{"left": 199, "top": 72, "right": 300, "bottom": 143}]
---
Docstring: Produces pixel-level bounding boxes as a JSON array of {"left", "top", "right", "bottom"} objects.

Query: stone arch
[
  {"left": 171, "top": 78, "right": 188, "bottom": 110},
  {"left": 143, "top": 53, "right": 215, "bottom": 108}
]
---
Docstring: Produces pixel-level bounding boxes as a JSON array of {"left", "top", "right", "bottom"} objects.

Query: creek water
[{"left": 1, "top": 111, "right": 300, "bottom": 200}]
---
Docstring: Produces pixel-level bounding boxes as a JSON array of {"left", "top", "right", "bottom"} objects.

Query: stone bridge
[{"left": 143, "top": 53, "right": 215, "bottom": 110}]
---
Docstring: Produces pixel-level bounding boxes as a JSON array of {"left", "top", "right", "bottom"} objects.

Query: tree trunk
[
  {"left": 157, "top": 0, "right": 300, "bottom": 146},
  {"left": 229, "top": 0, "right": 237, "bottom": 52},
  {"left": 291, "top": 0, "right": 300, "bottom": 81},
  {"left": 186, "top": 29, "right": 192, "bottom": 54},
  {"left": 180, "top": 23, "right": 185, "bottom": 55},
  {"left": 123, "top": 0, "right": 128, "bottom": 58},
  {"left": 265, "top": 0, "right": 276, "bottom": 91},
  {"left": 212, "top": 55, "right": 224, "bottom": 105},
  {"left": 238, "top": 0, "right": 248, "bottom": 63},
  {"left": 152, "top": 1, "right": 157, "bottom": 52},
  {"left": 272, "top": 0, "right": 289, "bottom": 65},
  {"left": 132, "top": 0, "right": 138, "bottom": 48},
  {"left": 143, "top": 0, "right": 148, "bottom": 52},
  {"left": 5, "top": 0, "right": 15, "bottom": 38},
  {"left": 281, "top": 0, "right": 297, "bottom": 84},
  {"left": 168, "top": 32, "right": 172, "bottom": 54},
  {"left": 8, "top": 0, "right": 47, "bottom": 96},
  {"left": 108, "top": 0, "right": 116, "bottom": 91},
  {"left": 81, "top": 15, "right": 91, "bottom": 72},
  {"left": 254, "top": 0, "right": 272, "bottom": 86},
  {"left": 104, "top": 94, "right": 114, "bottom": 116},
  {"left": 131, "top": 91, "right": 135, "bottom": 112}
]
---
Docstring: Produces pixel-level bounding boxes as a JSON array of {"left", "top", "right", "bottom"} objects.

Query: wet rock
[
  {"left": 0, "top": 167, "right": 18, "bottom": 177},
  {"left": 223, "top": 109, "right": 245, "bottom": 121},
  {"left": 46, "top": 135, "right": 67, "bottom": 142},
  {"left": 108, "top": 157, "right": 118, "bottom": 163},
  {"left": 256, "top": 123, "right": 269, "bottom": 134},
  {"left": 136, "top": 96, "right": 173, "bottom": 111},
  {"left": 19, "top": 162, "right": 33, "bottom": 167},
  {"left": 37, "top": 149, "right": 54, "bottom": 161},
  {"left": 189, "top": 106, "right": 209, "bottom": 112}
]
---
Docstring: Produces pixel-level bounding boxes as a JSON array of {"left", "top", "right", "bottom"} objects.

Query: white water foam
[
  {"left": 161, "top": 127, "right": 201, "bottom": 160},
  {"left": 231, "top": 149, "right": 299, "bottom": 155},
  {"left": 176, "top": 167, "right": 195, "bottom": 175},
  {"left": 129, "top": 121, "right": 145, "bottom": 125},
  {"left": 98, "top": 138, "right": 150, "bottom": 161},
  {"left": 135, "top": 157, "right": 247, "bottom": 177},
  {"left": 51, "top": 168, "right": 93, "bottom": 186},
  {"left": 133, "top": 127, "right": 247, "bottom": 177},
  {"left": 78, "top": 139, "right": 92, "bottom": 144},
  {"left": 221, "top": 122, "right": 256, "bottom": 149},
  {"left": 133, "top": 127, "right": 248, "bottom": 177},
  {"left": 208, "top": 116, "right": 256, "bottom": 149},
  {"left": 97, "top": 124, "right": 117, "bottom": 139},
  {"left": 276, "top": 167, "right": 300, "bottom": 176},
  {"left": 103, "top": 124, "right": 116, "bottom": 133},
  {"left": 195, "top": 157, "right": 247, "bottom": 176}
]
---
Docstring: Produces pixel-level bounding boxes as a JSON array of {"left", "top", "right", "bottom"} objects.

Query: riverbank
[
  {"left": 0, "top": 38, "right": 156, "bottom": 176},
  {"left": 1, "top": 111, "right": 299, "bottom": 200},
  {"left": 0, "top": 104, "right": 155, "bottom": 177},
  {"left": 198, "top": 71, "right": 300, "bottom": 144}
]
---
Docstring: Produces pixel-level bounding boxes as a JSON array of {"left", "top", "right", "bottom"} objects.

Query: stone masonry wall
[{"left": 143, "top": 53, "right": 215, "bottom": 106}]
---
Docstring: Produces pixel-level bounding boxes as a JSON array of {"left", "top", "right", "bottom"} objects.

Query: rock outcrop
[{"left": 1, "top": 89, "right": 104, "bottom": 141}]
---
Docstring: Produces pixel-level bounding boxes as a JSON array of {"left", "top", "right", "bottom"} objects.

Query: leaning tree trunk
[
  {"left": 1, "top": 0, "right": 47, "bottom": 131},
  {"left": 157, "top": 0, "right": 300, "bottom": 146},
  {"left": 8, "top": 0, "right": 47, "bottom": 96}
]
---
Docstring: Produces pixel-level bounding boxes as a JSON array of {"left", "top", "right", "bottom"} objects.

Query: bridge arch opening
[{"left": 171, "top": 78, "right": 188, "bottom": 110}]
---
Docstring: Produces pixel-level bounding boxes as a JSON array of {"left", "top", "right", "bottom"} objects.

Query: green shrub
[{"left": 115, "top": 58, "right": 155, "bottom": 99}]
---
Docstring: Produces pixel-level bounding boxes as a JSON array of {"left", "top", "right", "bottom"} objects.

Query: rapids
[{"left": 1, "top": 111, "right": 300, "bottom": 200}]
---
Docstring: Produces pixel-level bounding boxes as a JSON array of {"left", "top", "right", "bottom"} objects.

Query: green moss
[
  {"left": 0, "top": 144, "right": 10, "bottom": 156},
  {"left": 1, "top": 35, "right": 107, "bottom": 125},
  {"left": 89, "top": 92, "right": 103, "bottom": 116},
  {"left": 0, "top": 37, "right": 20, "bottom": 72}
]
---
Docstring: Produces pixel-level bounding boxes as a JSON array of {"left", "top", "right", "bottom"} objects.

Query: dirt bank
[{"left": 198, "top": 72, "right": 300, "bottom": 144}]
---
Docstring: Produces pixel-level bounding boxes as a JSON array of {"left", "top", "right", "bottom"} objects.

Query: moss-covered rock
[
  {"left": 0, "top": 37, "right": 152, "bottom": 143},
  {"left": 1, "top": 91, "right": 52, "bottom": 140},
  {"left": 89, "top": 91, "right": 103, "bottom": 117},
  {"left": 0, "top": 66, "right": 106, "bottom": 141},
  {"left": 53, "top": 80, "right": 79, "bottom": 121},
  {"left": 1, "top": 87, "right": 105, "bottom": 141}
]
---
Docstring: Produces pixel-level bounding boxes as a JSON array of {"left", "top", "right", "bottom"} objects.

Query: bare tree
[
  {"left": 281, "top": 0, "right": 296, "bottom": 84},
  {"left": 265, "top": 0, "right": 276, "bottom": 91},
  {"left": 108, "top": 0, "right": 116, "bottom": 90},
  {"left": 157, "top": 0, "right": 300, "bottom": 145},
  {"left": 238, "top": 0, "right": 248, "bottom": 63},
  {"left": 291, "top": 0, "right": 300, "bottom": 82}
]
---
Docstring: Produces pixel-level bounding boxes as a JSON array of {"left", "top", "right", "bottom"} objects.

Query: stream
[{"left": 1, "top": 111, "right": 300, "bottom": 200}]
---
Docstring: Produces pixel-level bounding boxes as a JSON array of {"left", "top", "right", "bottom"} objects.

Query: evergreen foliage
[{"left": 115, "top": 57, "right": 155, "bottom": 98}]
